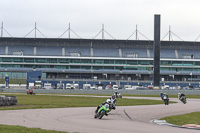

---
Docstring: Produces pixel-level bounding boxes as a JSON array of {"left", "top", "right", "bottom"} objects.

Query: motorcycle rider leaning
[
  {"left": 95, "top": 98, "right": 112, "bottom": 116},
  {"left": 163, "top": 93, "right": 169, "bottom": 99},
  {"left": 178, "top": 92, "right": 186, "bottom": 100},
  {"left": 114, "top": 91, "right": 119, "bottom": 97},
  {"left": 114, "top": 91, "right": 118, "bottom": 96},
  {"left": 107, "top": 95, "right": 116, "bottom": 110},
  {"left": 95, "top": 95, "right": 117, "bottom": 115}
]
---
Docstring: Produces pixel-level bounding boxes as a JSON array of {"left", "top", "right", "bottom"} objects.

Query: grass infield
[
  {"left": 160, "top": 112, "right": 200, "bottom": 126},
  {"left": 0, "top": 94, "right": 175, "bottom": 110},
  {"left": 0, "top": 124, "right": 67, "bottom": 133}
]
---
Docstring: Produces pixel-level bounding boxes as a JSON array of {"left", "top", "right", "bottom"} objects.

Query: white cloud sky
[{"left": 1, "top": 0, "right": 200, "bottom": 41}]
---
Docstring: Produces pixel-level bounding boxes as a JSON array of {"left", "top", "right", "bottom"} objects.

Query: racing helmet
[
  {"left": 112, "top": 95, "right": 116, "bottom": 99},
  {"left": 105, "top": 104, "right": 109, "bottom": 109}
]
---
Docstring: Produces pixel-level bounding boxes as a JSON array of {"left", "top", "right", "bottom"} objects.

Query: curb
[{"left": 150, "top": 119, "right": 200, "bottom": 130}]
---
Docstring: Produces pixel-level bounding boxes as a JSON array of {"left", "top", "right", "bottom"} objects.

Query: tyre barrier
[{"left": 0, "top": 95, "right": 18, "bottom": 106}]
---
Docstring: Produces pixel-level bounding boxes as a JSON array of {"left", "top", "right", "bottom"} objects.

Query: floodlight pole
[{"left": 153, "top": 14, "right": 161, "bottom": 88}]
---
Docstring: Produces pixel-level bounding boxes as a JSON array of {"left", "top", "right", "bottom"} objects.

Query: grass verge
[
  {"left": 4, "top": 93, "right": 200, "bottom": 99},
  {"left": 0, "top": 124, "right": 67, "bottom": 133},
  {"left": 160, "top": 112, "right": 200, "bottom": 126},
  {"left": 0, "top": 94, "right": 175, "bottom": 110}
]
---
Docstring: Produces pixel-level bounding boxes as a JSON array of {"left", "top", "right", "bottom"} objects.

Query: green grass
[
  {"left": 160, "top": 112, "right": 200, "bottom": 126},
  {"left": 41, "top": 93, "right": 200, "bottom": 99},
  {"left": 0, "top": 124, "right": 67, "bottom": 133},
  {"left": 7, "top": 93, "right": 200, "bottom": 99},
  {"left": 0, "top": 94, "right": 175, "bottom": 110}
]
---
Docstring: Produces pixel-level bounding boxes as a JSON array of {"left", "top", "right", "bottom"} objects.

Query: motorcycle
[
  {"left": 163, "top": 95, "right": 169, "bottom": 105},
  {"left": 94, "top": 103, "right": 110, "bottom": 119},
  {"left": 180, "top": 96, "right": 187, "bottom": 104},
  {"left": 114, "top": 92, "right": 122, "bottom": 98}
]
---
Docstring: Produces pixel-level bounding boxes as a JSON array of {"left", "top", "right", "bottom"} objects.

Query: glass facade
[
  {"left": 0, "top": 72, "right": 46, "bottom": 79},
  {"left": 0, "top": 72, "right": 26, "bottom": 79},
  {"left": 0, "top": 57, "right": 200, "bottom": 72}
]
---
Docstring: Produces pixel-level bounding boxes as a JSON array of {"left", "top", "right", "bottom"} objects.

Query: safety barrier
[{"left": 0, "top": 95, "right": 18, "bottom": 106}]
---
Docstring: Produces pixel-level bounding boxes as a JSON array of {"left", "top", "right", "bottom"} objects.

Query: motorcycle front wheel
[{"left": 98, "top": 110, "right": 105, "bottom": 119}]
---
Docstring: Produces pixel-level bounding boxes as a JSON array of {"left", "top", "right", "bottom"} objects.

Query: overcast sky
[{"left": 1, "top": 0, "right": 200, "bottom": 41}]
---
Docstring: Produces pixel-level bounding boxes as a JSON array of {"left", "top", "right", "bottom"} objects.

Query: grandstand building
[{"left": 0, "top": 37, "right": 200, "bottom": 87}]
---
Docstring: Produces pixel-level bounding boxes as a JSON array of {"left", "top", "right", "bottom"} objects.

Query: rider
[
  {"left": 178, "top": 92, "right": 186, "bottom": 100},
  {"left": 95, "top": 98, "right": 112, "bottom": 115},
  {"left": 114, "top": 91, "right": 119, "bottom": 97},
  {"left": 163, "top": 93, "right": 169, "bottom": 99},
  {"left": 107, "top": 95, "right": 116, "bottom": 110}
]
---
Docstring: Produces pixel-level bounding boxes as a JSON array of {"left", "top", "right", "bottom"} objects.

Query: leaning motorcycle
[
  {"left": 94, "top": 103, "right": 110, "bottom": 119},
  {"left": 114, "top": 92, "right": 122, "bottom": 98},
  {"left": 116, "top": 93, "right": 122, "bottom": 98},
  {"left": 163, "top": 96, "right": 169, "bottom": 105},
  {"left": 180, "top": 96, "right": 187, "bottom": 104}
]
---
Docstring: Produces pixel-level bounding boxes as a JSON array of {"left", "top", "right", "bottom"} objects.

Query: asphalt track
[{"left": 0, "top": 96, "right": 200, "bottom": 133}]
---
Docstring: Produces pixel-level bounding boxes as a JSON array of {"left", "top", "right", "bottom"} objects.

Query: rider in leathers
[
  {"left": 178, "top": 92, "right": 186, "bottom": 100},
  {"left": 95, "top": 95, "right": 116, "bottom": 115}
]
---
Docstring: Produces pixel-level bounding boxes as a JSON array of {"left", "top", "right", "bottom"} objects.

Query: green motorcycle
[
  {"left": 94, "top": 103, "right": 110, "bottom": 119},
  {"left": 180, "top": 96, "right": 187, "bottom": 104}
]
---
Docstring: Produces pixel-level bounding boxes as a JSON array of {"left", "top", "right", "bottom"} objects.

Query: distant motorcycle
[
  {"left": 163, "top": 95, "right": 169, "bottom": 105},
  {"left": 26, "top": 89, "right": 35, "bottom": 95},
  {"left": 94, "top": 103, "right": 110, "bottom": 119},
  {"left": 114, "top": 92, "right": 122, "bottom": 98},
  {"left": 180, "top": 96, "right": 187, "bottom": 104}
]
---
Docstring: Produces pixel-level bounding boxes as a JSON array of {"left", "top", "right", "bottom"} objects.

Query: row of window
[
  {"left": 0, "top": 64, "right": 146, "bottom": 70},
  {"left": 0, "top": 58, "right": 148, "bottom": 65},
  {"left": 1, "top": 57, "right": 200, "bottom": 66},
  {"left": 0, "top": 72, "right": 46, "bottom": 79},
  {"left": 1, "top": 64, "right": 200, "bottom": 71}
]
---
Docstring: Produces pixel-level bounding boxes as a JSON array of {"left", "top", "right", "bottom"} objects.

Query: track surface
[{"left": 0, "top": 96, "right": 200, "bottom": 133}]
